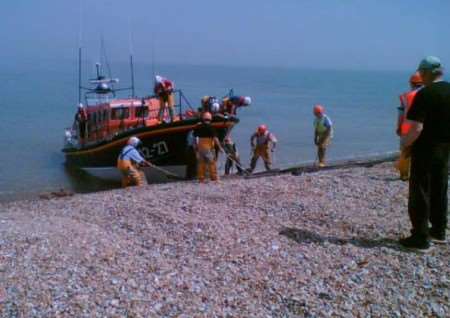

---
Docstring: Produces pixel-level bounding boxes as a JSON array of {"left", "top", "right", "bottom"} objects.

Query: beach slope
[{"left": 0, "top": 163, "right": 448, "bottom": 317}]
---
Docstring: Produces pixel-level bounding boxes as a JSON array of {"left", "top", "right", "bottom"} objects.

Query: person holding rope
[
  {"left": 248, "top": 124, "right": 277, "bottom": 173},
  {"left": 193, "top": 112, "right": 223, "bottom": 182},
  {"left": 117, "top": 136, "right": 152, "bottom": 187},
  {"left": 223, "top": 136, "right": 244, "bottom": 175}
]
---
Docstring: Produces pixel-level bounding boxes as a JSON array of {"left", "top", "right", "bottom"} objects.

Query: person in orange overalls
[
  {"left": 248, "top": 125, "right": 277, "bottom": 173},
  {"left": 193, "top": 112, "right": 222, "bottom": 182},
  {"left": 117, "top": 136, "right": 152, "bottom": 187},
  {"left": 154, "top": 75, "right": 175, "bottom": 122},
  {"left": 396, "top": 72, "right": 423, "bottom": 180}
]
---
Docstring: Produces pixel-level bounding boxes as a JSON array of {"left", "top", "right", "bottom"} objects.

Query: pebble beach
[{"left": 0, "top": 163, "right": 449, "bottom": 317}]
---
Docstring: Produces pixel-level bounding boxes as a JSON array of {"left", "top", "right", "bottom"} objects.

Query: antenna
[
  {"left": 151, "top": 32, "right": 156, "bottom": 87},
  {"left": 78, "top": 0, "right": 83, "bottom": 105},
  {"left": 128, "top": 14, "right": 135, "bottom": 97}
]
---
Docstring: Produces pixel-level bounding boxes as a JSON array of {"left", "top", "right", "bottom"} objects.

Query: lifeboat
[{"left": 62, "top": 62, "right": 247, "bottom": 181}]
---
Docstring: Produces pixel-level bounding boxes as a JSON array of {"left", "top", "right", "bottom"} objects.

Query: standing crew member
[
  {"left": 185, "top": 130, "right": 197, "bottom": 180},
  {"left": 396, "top": 72, "right": 423, "bottom": 180},
  {"left": 400, "top": 56, "right": 450, "bottom": 250},
  {"left": 75, "top": 103, "right": 88, "bottom": 142},
  {"left": 313, "top": 104, "right": 333, "bottom": 167},
  {"left": 221, "top": 96, "right": 252, "bottom": 115},
  {"left": 248, "top": 125, "right": 277, "bottom": 173},
  {"left": 117, "top": 136, "right": 152, "bottom": 187},
  {"left": 193, "top": 112, "right": 223, "bottom": 182},
  {"left": 154, "top": 75, "right": 175, "bottom": 122},
  {"left": 223, "top": 136, "right": 244, "bottom": 175}
]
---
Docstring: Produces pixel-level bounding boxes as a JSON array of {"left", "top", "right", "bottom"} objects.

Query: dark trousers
[
  {"left": 225, "top": 154, "right": 243, "bottom": 175},
  {"left": 185, "top": 146, "right": 197, "bottom": 180},
  {"left": 408, "top": 144, "right": 449, "bottom": 237}
]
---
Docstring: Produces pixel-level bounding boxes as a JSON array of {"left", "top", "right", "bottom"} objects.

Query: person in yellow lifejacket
[
  {"left": 193, "top": 112, "right": 223, "bottom": 182},
  {"left": 117, "top": 136, "right": 152, "bottom": 187},
  {"left": 248, "top": 124, "right": 277, "bottom": 173},
  {"left": 154, "top": 75, "right": 175, "bottom": 123},
  {"left": 313, "top": 104, "right": 333, "bottom": 167},
  {"left": 396, "top": 72, "right": 423, "bottom": 180}
]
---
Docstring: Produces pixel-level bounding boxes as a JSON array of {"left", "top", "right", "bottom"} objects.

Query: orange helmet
[
  {"left": 202, "top": 111, "right": 212, "bottom": 121},
  {"left": 409, "top": 72, "right": 423, "bottom": 86},
  {"left": 313, "top": 104, "right": 324, "bottom": 115},
  {"left": 257, "top": 124, "right": 267, "bottom": 135}
]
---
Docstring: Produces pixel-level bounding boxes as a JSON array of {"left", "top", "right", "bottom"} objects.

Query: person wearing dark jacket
[{"left": 400, "top": 56, "right": 450, "bottom": 250}]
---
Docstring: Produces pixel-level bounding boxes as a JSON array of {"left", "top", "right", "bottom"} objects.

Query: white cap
[
  {"left": 243, "top": 96, "right": 252, "bottom": 105},
  {"left": 127, "top": 136, "right": 141, "bottom": 147},
  {"left": 78, "top": 103, "right": 84, "bottom": 108},
  {"left": 155, "top": 75, "right": 163, "bottom": 83}
]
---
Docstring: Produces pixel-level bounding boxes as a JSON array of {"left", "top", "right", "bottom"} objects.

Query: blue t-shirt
[{"left": 119, "top": 145, "right": 145, "bottom": 163}]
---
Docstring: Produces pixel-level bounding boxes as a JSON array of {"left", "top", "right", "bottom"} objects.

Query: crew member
[
  {"left": 248, "top": 125, "right": 277, "bottom": 173},
  {"left": 396, "top": 72, "right": 423, "bottom": 180},
  {"left": 221, "top": 96, "right": 252, "bottom": 115},
  {"left": 313, "top": 104, "right": 333, "bottom": 167},
  {"left": 154, "top": 75, "right": 175, "bottom": 122},
  {"left": 200, "top": 96, "right": 220, "bottom": 114},
  {"left": 223, "top": 136, "right": 244, "bottom": 175},
  {"left": 193, "top": 112, "right": 222, "bottom": 182},
  {"left": 75, "top": 103, "right": 88, "bottom": 141},
  {"left": 117, "top": 136, "right": 152, "bottom": 187},
  {"left": 400, "top": 56, "right": 450, "bottom": 249},
  {"left": 185, "top": 130, "right": 197, "bottom": 180}
]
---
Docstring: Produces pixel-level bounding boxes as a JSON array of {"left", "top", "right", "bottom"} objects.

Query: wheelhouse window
[
  {"left": 135, "top": 106, "right": 149, "bottom": 119},
  {"left": 111, "top": 107, "right": 130, "bottom": 120}
]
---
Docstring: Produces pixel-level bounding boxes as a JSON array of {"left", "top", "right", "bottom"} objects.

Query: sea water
[{"left": 0, "top": 60, "right": 413, "bottom": 201}]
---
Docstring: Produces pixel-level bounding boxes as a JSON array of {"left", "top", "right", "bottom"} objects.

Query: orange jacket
[{"left": 398, "top": 89, "right": 419, "bottom": 136}]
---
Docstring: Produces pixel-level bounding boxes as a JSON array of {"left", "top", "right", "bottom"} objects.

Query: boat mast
[
  {"left": 128, "top": 16, "right": 135, "bottom": 98},
  {"left": 78, "top": 47, "right": 82, "bottom": 105},
  {"left": 130, "top": 55, "right": 135, "bottom": 98}
]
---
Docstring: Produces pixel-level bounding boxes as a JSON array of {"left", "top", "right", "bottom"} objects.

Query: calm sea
[{"left": 0, "top": 60, "right": 415, "bottom": 201}]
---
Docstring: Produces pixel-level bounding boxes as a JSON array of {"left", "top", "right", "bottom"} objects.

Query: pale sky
[{"left": 1, "top": 0, "right": 449, "bottom": 70}]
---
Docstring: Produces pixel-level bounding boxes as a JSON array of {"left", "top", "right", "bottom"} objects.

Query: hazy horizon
[{"left": 1, "top": 0, "right": 449, "bottom": 72}]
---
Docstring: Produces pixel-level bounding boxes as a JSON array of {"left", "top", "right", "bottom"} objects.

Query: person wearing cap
[
  {"left": 248, "top": 125, "right": 277, "bottom": 173},
  {"left": 193, "top": 112, "right": 223, "bottom": 182},
  {"left": 396, "top": 72, "right": 423, "bottom": 181},
  {"left": 223, "top": 135, "right": 244, "bottom": 175},
  {"left": 221, "top": 96, "right": 252, "bottom": 115},
  {"left": 154, "top": 75, "right": 175, "bottom": 123},
  {"left": 313, "top": 105, "right": 333, "bottom": 167},
  {"left": 400, "top": 56, "right": 450, "bottom": 249},
  {"left": 117, "top": 136, "right": 152, "bottom": 187}
]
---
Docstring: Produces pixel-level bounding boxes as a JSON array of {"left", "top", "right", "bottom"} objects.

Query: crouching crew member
[
  {"left": 396, "top": 72, "right": 423, "bottom": 180},
  {"left": 221, "top": 96, "right": 251, "bottom": 115},
  {"left": 248, "top": 124, "right": 277, "bottom": 173},
  {"left": 223, "top": 136, "right": 244, "bottom": 175},
  {"left": 194, "top": 112, "right": 223, "bottom": 182},
  {"left": 313, "top": 104, "right": 333, "bottom": 167},
  {"left": 154, "top": 75, "right": 175, "bottom": 122},
  {"left": 117, "top": 136, "right": 152, "bottom": 187}
]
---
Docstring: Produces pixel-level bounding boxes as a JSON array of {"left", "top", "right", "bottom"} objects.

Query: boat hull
[{"left": 63, "top": 118, "right": 238, "bottom": 170}]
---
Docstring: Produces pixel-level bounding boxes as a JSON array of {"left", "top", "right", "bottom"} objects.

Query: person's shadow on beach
[{"left": 279, "top": 227, "right": 403, "bottom": 252}]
